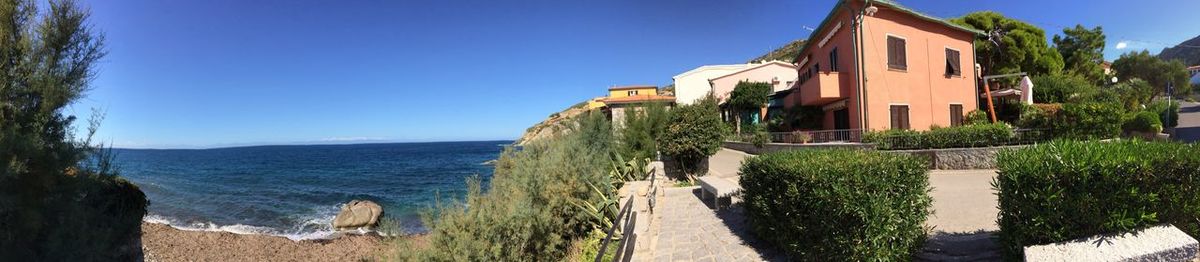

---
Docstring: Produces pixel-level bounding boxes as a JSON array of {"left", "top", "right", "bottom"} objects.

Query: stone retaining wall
[
  {"left": 721, "top": 141, "right": 873, "bottom": 155},
  {"left": 889, "top": 145, "right": 1028, "bottom": 170},
  {"left": 723, "top": 141, "right": 1028, "bottom": 170}
]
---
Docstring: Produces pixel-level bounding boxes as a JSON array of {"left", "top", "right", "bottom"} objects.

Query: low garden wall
[
  {"left": 722, "top": 141, "right": 872, "bottom": 155},
  {"left": 889, "top": 145, "right": 1029, "bottom": 170}
]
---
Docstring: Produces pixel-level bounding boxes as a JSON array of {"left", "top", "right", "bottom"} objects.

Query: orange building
[{"left": 783, "top": 0, "right": 982, "bottom": 131}]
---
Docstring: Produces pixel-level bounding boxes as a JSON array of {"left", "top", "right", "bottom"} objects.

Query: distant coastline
[{"left": 113, "top": 139, "right": 520, "bottom": 149}]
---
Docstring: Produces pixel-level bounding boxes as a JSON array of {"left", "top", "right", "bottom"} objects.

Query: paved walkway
[
  {"left": 707, "top": 148, "right": 749, "bottom": 180},
  {"left": 1175, "top": 101, "right": 1200, "bottom": 142},
  {"left": 649, "top": 187, "right": 785, "bottom": 262},
  {"left": 640, "top": 149, "right": 1003, "bottom": 261},
  {"left": 918, "top": 170, "right": 1001, "bottom": 261}
]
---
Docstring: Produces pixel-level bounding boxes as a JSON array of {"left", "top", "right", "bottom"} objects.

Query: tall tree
[
  {"left": 0, "top": 0, "right": 147, "bottom": 260},
  {"left": 1112, "top": 50, "right": 1192, "bottom": 96},
  {"left": 1054, "top": 25, "right": 1107, "bottom": 85},
  {"left": 726, "top": 81, "right": 773, "bottom": 134},
  {"left": 951, "top": 11, "right": 1064, "bottom": 79}
]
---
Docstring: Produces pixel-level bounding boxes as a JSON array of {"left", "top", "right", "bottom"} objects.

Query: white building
[{"left": 671, "top": 64, "right": 752, "bottom": 105}]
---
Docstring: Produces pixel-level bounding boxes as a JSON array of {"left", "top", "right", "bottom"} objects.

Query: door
[
  {"left": 834, "top": 109, "right": 850, "bottom": 129},
  {"left": 833, "top": 109, "right": 851, "bottom": 141}
]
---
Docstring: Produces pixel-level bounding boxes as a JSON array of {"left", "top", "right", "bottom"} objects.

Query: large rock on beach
[{"left": 332, "top": 200, "right": 383, "bottom": 230}]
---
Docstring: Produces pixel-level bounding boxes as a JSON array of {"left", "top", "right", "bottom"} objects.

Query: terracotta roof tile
[{"left": 603, "top": 95, "right": 675, "bottom": 104}]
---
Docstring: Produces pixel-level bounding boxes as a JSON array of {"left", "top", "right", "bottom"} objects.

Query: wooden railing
[{"left": 594, "top": 194, "right": 637, "bottom": 262}]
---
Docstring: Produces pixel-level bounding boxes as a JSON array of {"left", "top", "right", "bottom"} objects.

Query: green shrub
[
  {"left": 1121, "top": 110, "right": 1163, "bottom": 133},
  {"left": 862, "top": 128, "right": 923, "bottom": 150},
  {"left": 1016, "top": 104, "right": 1053, "bottom": 129},
  {"left": 393, "top": 113, "right": 615, "bottom": 261},
  {"left": 741, "top": 149, "right": 931, "bottom": 260},
  {"left": 617, "top": 102, "right": 668, "bottom": 160},
  {"left": 658, "top": 95, "right": 727, "bottom": 181},
  {"left": 1052, "top": 102, "right": 1123, "bottom": 140},
  {"left": 926, "top": 123, "right": 1015, "bottom": 148},
  {"left": 965, "top": 110, "right": 990, "bottom": 125},
  {"left": 862, "top": 123, "right": 1014, "bottom": 150},
  {"left": 1031, "top": 74, "right": 1096, "bottom": 103},
  {"left": 1146, "top": 100, "right": 1180, "bottom": 128},
  {"left": 994, "top": 140, "right": 1200, "bottom": 259}
]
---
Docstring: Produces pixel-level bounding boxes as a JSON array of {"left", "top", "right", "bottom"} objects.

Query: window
[
  {"left": 829, "top": 47, "right": 840, "bottom": 72},
  {"left": 890, "top": 105, "right": 910, "bottom": 130},
  {"left": 945, "top": 48, "right": 961, "bottom": 76},
  {"left": 950, "top": 104, "right": 964, "bottom": 126},
  {"left": 627, "top": 90, "right": 638, "bottom": 96},
  {"left": 812, "top": 63, "right": 819, "bottom": 75},
  {"left": 887, "top": 36, "right": 907, "bottom": 70}
]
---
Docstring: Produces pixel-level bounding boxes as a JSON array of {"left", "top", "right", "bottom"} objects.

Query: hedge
[
  {"left": 1121, "top": 110, "right": 1163, "bottom": 133},
  {"left": 740, "top": 149, "right": 931, "bottom": 260},
  {"left": 1051, "top": 102, "right": 1124, "bottom": 140},
  {"left": 994, "top": 140, "right": 1200, "bottom": 260},
  {"left": 862, "top": 123, "right": 1015, "bottom": 150}
]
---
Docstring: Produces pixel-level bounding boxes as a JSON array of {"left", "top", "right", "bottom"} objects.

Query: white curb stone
[{"left": 1024, "top": 225, "right": 1198, "bottom": 262}]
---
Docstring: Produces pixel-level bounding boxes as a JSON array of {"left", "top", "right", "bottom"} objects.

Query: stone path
[
  {"left": 649, "top": 187, "right": 785, "bottom": 262},
  {"left": 918, "top": 170, "right": 1001, "bottom": 261},
  {"left": 640, "top": 149, "right": 1004, "bottom": 261}
]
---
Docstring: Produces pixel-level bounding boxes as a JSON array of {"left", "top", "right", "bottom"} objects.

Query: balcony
[{"left": 798, "top": 71, "right": 850, "bottom": 106}]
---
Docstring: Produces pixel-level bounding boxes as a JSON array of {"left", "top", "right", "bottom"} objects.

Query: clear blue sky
[{"left": 72, "top": 0, "right": 1199, "bottom": 148}]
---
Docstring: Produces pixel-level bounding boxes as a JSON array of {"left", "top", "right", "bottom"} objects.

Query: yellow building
[
  {"left": 606, "top": 85, "right": 660, "bottom": 98},
  {"left": 602, "top": 85, "right": 675, "bottom": 129}
]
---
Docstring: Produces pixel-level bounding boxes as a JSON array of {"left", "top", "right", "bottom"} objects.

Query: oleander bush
[
  {"left": 1121, "top": 110, "right": 1163, "bottom": 133},
  {"left": 994, "top": 140, "right": 1200, "bottom": 260},
  {"left": 862, "top": 128, "right": 923, "bottom": 149},
  {"left": 1051, "top": 102, "right": 1124, "bottom": 140},
  {"left": 862, "top": 123, "right": 1014, "bottom": 150},
  {"left": 1146, "top": 100, "right": 1180, "bottom": 128},
  {"left": 659, "top": 95, "right": 727, "bottom": 182},
  {"left": 965, "top": 110, "right": 990, "bottom": 125},
  {"left": 741, "top": 149, "right": 931, "bottom": 260}
]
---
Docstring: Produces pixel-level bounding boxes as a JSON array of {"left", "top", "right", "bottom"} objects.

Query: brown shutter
[
  {"left": 900, "top": 106, "right": 910, "bottom": 129},
  {"left": 946, "top": 49, "right": 961, "bottom": 76},
  {"left": 950, "top": 104, "right": 963, "bottom": 126},
  {"left": 890, "top": 106, "right": 899, "bottom": 129},
  {"left": 887, "top": 38, "right": 897, "bottom": 69},
  {"left": 897, "top": 39, "right": 906, "bottom": 70}
]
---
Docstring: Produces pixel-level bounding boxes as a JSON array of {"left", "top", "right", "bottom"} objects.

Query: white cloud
[{"left": 1115, "top": 41, "right": 1128, "bottom": 49}]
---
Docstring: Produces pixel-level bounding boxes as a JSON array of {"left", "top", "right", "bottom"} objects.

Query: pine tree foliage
[{"left": 0, "top": 0, "right": 147, "bottom": 260}]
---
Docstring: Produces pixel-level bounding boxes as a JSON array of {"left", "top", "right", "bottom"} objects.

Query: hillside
[
  {"left": 515, "top": 40, "right": 807, "bottom": 145},
  {"left": 514, "top": 100, "right": 594, "bottom": 145},
  {"left": 1158, "top": 35, "right": 1200, "bottom": 66},
  {"left": 748, "top": 39, "right": 806, "bottom": 63}
]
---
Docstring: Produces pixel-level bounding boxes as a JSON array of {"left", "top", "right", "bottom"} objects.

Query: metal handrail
[
  {"left": 767, "top": 129, "right": 864, "bottom": 143},
  {"left": 594, "top": 194, "right": 636, "bottom": 262}
]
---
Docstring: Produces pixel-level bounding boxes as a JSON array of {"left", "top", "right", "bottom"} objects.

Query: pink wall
[
  {"left": 710, "top": 62, "right": 798, "bottom": 103},
  {"left": 790, "top": 1, "right": 978, "bottom": 131},
  {"left": 859, "top": 4, "right": 978, "bottom": 131}
]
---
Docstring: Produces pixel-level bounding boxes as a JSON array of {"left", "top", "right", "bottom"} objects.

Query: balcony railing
[{"left": 768, "top": 129, "right": 863, "bottom": 143}]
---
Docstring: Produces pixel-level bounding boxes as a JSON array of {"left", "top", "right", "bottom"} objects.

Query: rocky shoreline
[{"left": 141, "top": 222, "right": 394, "bottom": 261}]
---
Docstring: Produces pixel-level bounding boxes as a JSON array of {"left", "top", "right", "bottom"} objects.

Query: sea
[{"left": 113, "top": 141, "right": 509, "bottom": 240}]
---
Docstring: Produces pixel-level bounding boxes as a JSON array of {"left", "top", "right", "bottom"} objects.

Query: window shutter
[
  {"left": 900, "top": 106, "right": 910, "bottom": 129},
  {"left": 950, "top": 104, "right": 963, "bottom": 126},
  {"left": 946, "top": 49, "right": 961, "bottom": 76},
  {"left": 888, "top": 36, "right": 907, "bottom": 70}
]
